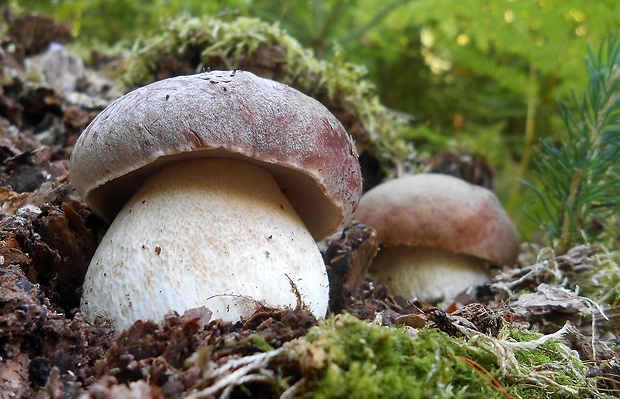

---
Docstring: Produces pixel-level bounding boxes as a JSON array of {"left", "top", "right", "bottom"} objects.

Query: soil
[{"left": 0, "top": 10, "right": 618, "bottom": 398}]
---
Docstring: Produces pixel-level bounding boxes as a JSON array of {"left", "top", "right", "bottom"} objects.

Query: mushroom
[
  {"left": 353, "top": 173, "right": 519, "bottom": 305},
  {"left": 70, "top": 71, "right": 362, "bottom": 331}
]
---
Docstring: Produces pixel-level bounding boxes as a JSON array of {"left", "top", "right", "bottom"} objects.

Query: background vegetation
[{"left": 8, "top": 0, "right": 620, "bottom": 245}]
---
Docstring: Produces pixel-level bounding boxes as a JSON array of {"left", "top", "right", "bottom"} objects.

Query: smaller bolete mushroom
[
  {"left": 353, "top": 173, "right": 519, "bottom": 305},
  {"left": 70, "top": 71, "right": 362, "bottom": 331}
]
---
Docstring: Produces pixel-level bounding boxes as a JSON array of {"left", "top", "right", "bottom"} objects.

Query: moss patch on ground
[
  {"left": 300, "top": 315, "right": 602, "bottom": 399},
  {"left": 186, "top": 313, "right": 608, "bottom": 398}
]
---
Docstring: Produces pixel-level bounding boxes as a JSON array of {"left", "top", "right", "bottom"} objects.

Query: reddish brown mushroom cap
[
  {"left": 70, "top": 71, "right": 362, "bottom": 240},
  {"left": 353, "top": 173, "right": 520, "bottom": 266}
]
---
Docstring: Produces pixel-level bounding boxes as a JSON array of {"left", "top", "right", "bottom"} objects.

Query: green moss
[
  {"left": 508, "top": 328, "right": 592, "bottom": 399},
  {"left": 293, "top": 314, "right": 608, "bottom": 399},
  {"left": 245, "top": 334, "right": 276, "bottom": 353},
  {"left": 187, "top": 314, "right": 610, "bottom": 398},
  {"left": 122, "top": 16, "right": 371, "bottom": 107},
  {"left": 302, "top": 316, "right": 498, "bottom": 398}
]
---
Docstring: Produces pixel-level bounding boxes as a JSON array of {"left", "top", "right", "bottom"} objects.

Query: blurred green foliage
[{"left": 9, "top": 0, "right": 620, "bottom": 242}]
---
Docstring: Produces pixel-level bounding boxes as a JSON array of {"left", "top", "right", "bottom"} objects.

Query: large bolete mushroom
[
  {"left": 70, "top": 71, "right": 362, "bottom": 331},
  {"left": 353, "top": 173, "right": 519, "bottom": 305}
]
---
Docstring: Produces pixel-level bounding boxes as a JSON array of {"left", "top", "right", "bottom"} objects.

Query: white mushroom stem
[
  {"left": 370, "top": 246, "right": 490, "bottom": 305},
  {"left": 81, "top": 158, "right": 329, "bottom": 331}
]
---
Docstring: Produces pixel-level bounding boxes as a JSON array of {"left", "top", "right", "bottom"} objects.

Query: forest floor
[{"left": 1, "top": 11, "right": 619, "bottom": 399}]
